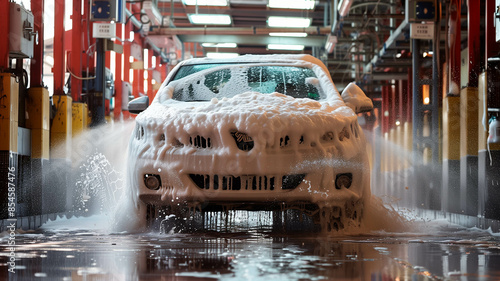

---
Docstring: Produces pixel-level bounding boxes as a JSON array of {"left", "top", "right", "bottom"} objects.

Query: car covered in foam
[{"left": 128, "top": 54, "right": 373, "bottom": 231}]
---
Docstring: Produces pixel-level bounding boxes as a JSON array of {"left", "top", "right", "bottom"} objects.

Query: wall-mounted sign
[
  {"left": 410, "top": 23, "right": 434, "bottom": 40},
  {"left": 93, "top": 22, "right": 116, "bottom": 39}
]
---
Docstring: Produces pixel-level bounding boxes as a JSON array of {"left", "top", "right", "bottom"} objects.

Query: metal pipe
[
  {"left": 125, "top": 8, "right": 144, "bottom": 30},
  {"left": 153, "top": 26, "right": 332, "bottom": 36},
  {"left": 126, "top": 9, "right": 168, "bottom": 63},
  {"left": 350, "top": 2, "right": 394, "bottom": 10},
  {"left": 145, "top": 37, "right": 168, "bottom": 62}
]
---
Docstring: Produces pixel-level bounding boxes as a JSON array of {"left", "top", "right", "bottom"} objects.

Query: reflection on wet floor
[{"left": 1, "top": 214, "right": 500, "bottom": 281}]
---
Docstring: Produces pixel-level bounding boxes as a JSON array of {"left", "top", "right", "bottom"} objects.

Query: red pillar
[
  {"left": 53, "top": 0, "right": 66, "bottom": 95},
  {"left": 82, "top": 0, "right": 94, "bottom": 82},
  {"left": 113, "top": 24, "right": 123, "bottom": 121},
  {"left": 448, "top": 0, "right": 461, "bottom": 93},
  {"left": 407, "top": 69, "right": 413, "bottom": 124},
  {"left": 382, "top": 85, "right": 389, "bottom": 134},
  {"left": 147, "top": 49, "right": 154, "bottom": 102},
  {"left": 0, "top": 1, "right": 8, "bottom": 69},
  {"left": 123, "top": 23, "right": 131, "bottom": 83},
  {"left": 71, "top": 0, "right": 83, "bottom": 101},
  {"left": 30, "top": 0, "right": 44, "bottom": 86},
  {"left": 467, "top": 0, "right": 480, "bottom": 87},
  {"left": 133, "top": 61, "right": 140, "bottom": 98},
  {"left": 394, "top": 81, "right": 401, "bottom": 124},
  {"left": 398, "top": 80, "right": 405, "bottom": 123}
]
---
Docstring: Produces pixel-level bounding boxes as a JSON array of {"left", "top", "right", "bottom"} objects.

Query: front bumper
[{"left": 131, "top": 147, "right": 369, "bottom": 209}]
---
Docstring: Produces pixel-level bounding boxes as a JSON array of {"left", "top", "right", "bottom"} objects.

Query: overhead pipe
[
  {"left": 152, "top": 26, "right": 332, "bottom": 36},
  {"left": 350, "top": 2, "right": 395, "bottom": 10},
  {"left": 144, "top": 37, "right": 168, "bottom": 63},
  {"left": 125, "top": 8, "right": 168, "bottom": 61}
]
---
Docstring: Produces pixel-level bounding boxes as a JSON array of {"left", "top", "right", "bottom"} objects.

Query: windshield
[{"left": 171, "top": 65, "right": 322, "bottom": 101}]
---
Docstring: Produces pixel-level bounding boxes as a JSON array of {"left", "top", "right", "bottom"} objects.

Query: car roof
[{"left": 179, "top": 54, "right": 317, "bottom": 65}]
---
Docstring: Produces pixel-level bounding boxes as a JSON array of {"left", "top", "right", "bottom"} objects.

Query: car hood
[{"left": 136, "top": 91, "right": 364, "bottom": 160}]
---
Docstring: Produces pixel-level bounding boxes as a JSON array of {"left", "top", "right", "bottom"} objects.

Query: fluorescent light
[
  {"left": 269, "top": 32, "right": 308, "bottom": 37},
  {"left": 202, "top": 42, "right": 237, "bottom": 48},
  {"left": 206, "top": 52, "right": 239, "bottom": 59},
  {"left": 268, "top": 16, "right": 311, "bottom": 28},
  {"left": 268, "top": 44, "right": 305, "bottom": 51},
  {"left": 268, "top": 0, "right": 315, "bottom": 10},
  {"left": 183, "top": 0, "right": 228, "bottom": 6},
  {"left": 188, "top": 14, "right": 232, "bottom": 25}
]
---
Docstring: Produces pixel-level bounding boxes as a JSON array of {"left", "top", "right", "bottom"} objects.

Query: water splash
[
  {"left": 73, "top": 151, "right": 124, "bottom": 215},
  {"left": 61, "top": 120, "right": 413, "bottom": 235}
]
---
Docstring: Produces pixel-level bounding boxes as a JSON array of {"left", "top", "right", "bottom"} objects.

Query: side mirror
[
  {"left": 340, "top": 83, "right": 373, "bottom": 114},
  {"left": 128, "top": 96, "right": 149, "bottom": 114}
]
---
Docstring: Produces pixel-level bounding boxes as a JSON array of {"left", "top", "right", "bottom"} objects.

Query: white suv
[{"left": 128, "top": 54, "right": 373, "bottom": 231}]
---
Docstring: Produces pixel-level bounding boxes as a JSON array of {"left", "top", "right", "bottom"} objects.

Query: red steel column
[
  {"left": 123, "top": 21, "right": 131, "bottom": 83},
  {"left": 30, "top": 0, "right": 44, "bottom": 86},
  {"left": 71, "top": 0, "right": 82, "bottom": 101},
  {"left": 382, "top": 85, "right": 389, "bottom": 134},
  {"left": 147, "top": 49, "right": 154, "bottom": 102},
  {"left": 398, "top": 80, "right": 407, "bottom": 123},
  {"left": 448, "top": 0, "right": 461, "bottom": 93},
  {"left": 113, "top": 24, "right": 123, "bottom": 121},
  {"left": 0, "top": 1, "right": 8, "bottom": 70},
  {"left": 82, "top": 0, "right": 94, "bottom": 82},
  {"left": 467, "top": 0, "right": 480, "bottom": 87},
  {"left": 53, "top": 0, "right": 66, "bottom": 95},
  {"left": 133, "top": 60, "right": 140, "bottom": 98},
  {"left": 407, "top": 68, "right": 413, "bottom": 123}
]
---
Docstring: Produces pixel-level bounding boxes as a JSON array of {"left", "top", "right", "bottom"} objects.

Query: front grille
[
  {"left": 276, "top": 135, "right": 304, "bottom": 148},
  {"left": 189, "top": 135, "right": 212, "bottom": 148},
  {"left": 189, "top": 174, "right": 305, "bottom": 191}
]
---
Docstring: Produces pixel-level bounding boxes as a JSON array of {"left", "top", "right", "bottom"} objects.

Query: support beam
[
  {"left": 30, "top": 0, "right": 44, "bottom": 86},
  {"left": 176, "top": 34, "right": 326, "bottom": 47},
  {"left": 467, "top": 0, "right": 480, "bottom": 87},
  {"left": 71, "top": 0, "right": 83, "bottom": 101},
  {"left": 0, "top": 1, "right": 8, "bottom": 70},
  {"left": 114, "top": 24, "right": 123, "bottom": 121},
  {"left": 53, "top": 0, "right": 66, "bottom": 95},
  {"left": 448, "top": 0, "right": 461, "bottom": 93}
]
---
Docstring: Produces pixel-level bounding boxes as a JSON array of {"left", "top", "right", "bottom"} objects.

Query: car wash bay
[{"left": 1, "top": 0, "right": 500, "bottom": 280}]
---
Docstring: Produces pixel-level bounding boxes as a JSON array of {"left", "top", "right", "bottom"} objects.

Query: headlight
[
  {"left": 144, "top": 174, "right": 161, "bottom": 190},
  {"left": 335, "top": 173, "right": 352, "bottom": 189}
]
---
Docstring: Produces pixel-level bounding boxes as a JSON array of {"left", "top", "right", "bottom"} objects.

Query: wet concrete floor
[{"left": 1, "top": 213, "right": 500, "bottom": 281}]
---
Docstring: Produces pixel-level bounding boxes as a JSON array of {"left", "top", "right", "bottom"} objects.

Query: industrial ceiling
[{"left": 142, "top": 0, "right": 413, "bottom": 96}]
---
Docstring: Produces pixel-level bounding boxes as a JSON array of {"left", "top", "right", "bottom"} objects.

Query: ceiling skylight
[
  {"left": 188, "top": 14, "right": 232, "bottom": 25},
  {"left": 182, "top": 0, "right": 228, "bottom": 6},
  {"left": 267, "top": 16, "right": 312, "bottom": 28},
  {"left": 268, "top": 44, "right": 305, "bottom": 51},
  {"left": 268, "top": 0, "right": 315, "bottom": 10}
]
